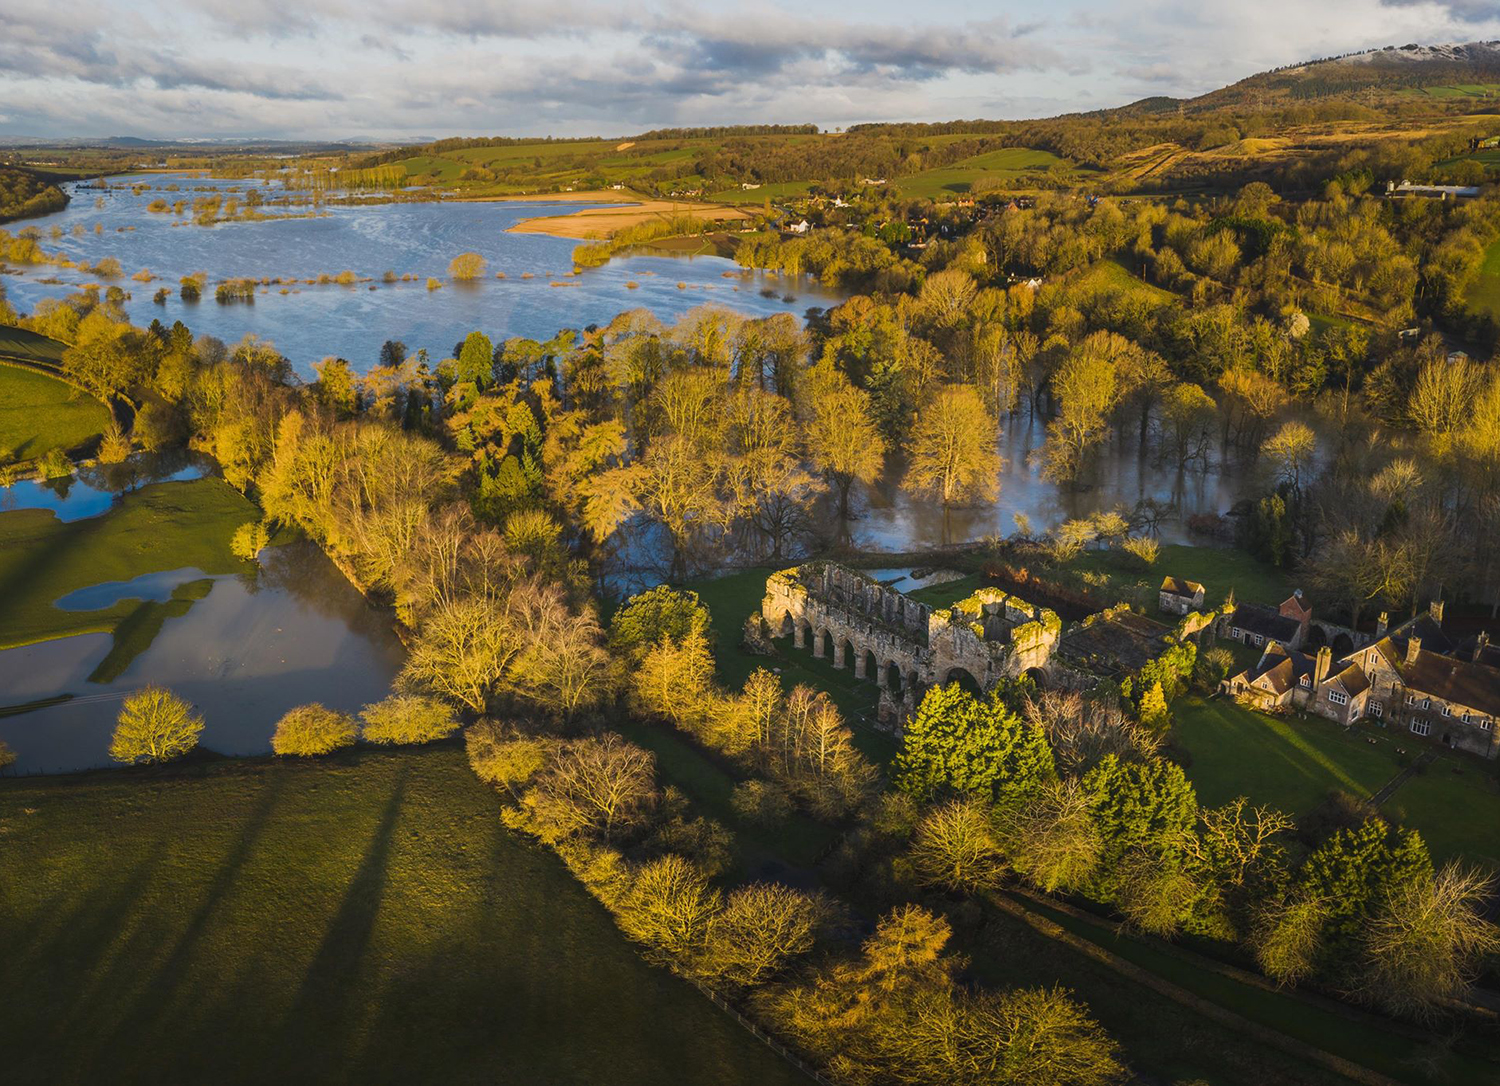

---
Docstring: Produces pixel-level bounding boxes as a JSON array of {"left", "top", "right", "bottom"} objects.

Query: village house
[
  {"left": 1158, "top": 576, "right": 1205, "bottom": 616},
  {"left": 1223, "top": 590, "right": 1311, "bottom": 651},
  {"left": 1224, "top": 599, "right": 1500, "bottom": 759}
]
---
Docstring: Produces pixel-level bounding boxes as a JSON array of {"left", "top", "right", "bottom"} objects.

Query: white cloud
[{"left": 2, "top": 0, "right": 1500, "bottom": 138}]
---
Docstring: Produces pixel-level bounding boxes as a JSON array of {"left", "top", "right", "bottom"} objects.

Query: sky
[{"left": 4, "top": 0, "right": 1500, "bottom": 141}]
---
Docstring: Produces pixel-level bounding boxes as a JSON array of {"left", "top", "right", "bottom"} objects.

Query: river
[{"left": 2, "top": 174, "right": 843, "bottom": 376}]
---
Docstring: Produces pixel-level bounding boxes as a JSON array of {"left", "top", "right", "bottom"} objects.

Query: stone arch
[
  {"left": 814, "top": 628, "right": 832, "bottom": 659},
  {"left": 794, "top": 619, "right": 811, "bottom": 650},
  {"left": 885, "top": 661, "right": 904, "bottom": 693},
  {"left": 907, "top": 670, "right": 922, "bottom": 701},
  {"left": 944, "top": 667, "right": 983, "bottom": 694},
  {"left": 1304, "top": 624, "right": 1327, "bottom": 650},
  {"left": 1332, "top": 632, "right": 1354, "bottom": 657},
  {"left": 1024, "top": 666, "right": 1049, "bottom": 690},
  {"left": 859, "top": 647, "right": 876, "bottom": 681},
  {"left": 836, "top": 636, "right": 854, "bottom": 669}
]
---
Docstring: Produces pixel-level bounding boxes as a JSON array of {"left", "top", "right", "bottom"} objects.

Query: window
[
  {"left": 1406, "top": 694, "right": 1417, "bottom": 706},
  {"left": 1230, "top": 627, "right": 1241, "bottom": 639},
  {"left": 1411, "top": 719, "right": 1431, "bottom": 737},
  {"left": 1253, "top": 634, "right": 1264, "bottom": 647},
  {"left": 1300, "top": 676, "right": 1311, "bottom": 688},
  {"left": 1370, "top": 702, "right": 1383, "bottom": 717},
  {"left": 1328, "top": 690, "right": 1349, "bottom": 706},
  {"left": 1482, "top": 719, "right": 1494, "bottom": 732},
  {"left": 1421, "top": 698, "right": 1431, "bottom": 709},
  {"left": 1441, "top": 705, "right": 1452, "bottom": 717}
]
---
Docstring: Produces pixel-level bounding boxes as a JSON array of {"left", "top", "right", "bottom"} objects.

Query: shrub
[
  {"left": 271, "top": 703, "right": 357, "bottom": 756},
  {"left": 97, "top": 422, "right": 132, "bottom": 464},
  {"left": 449, "top": 252, "right": 488, "bottom": 280},
  {"left": 230, "top": 521, "right": 270, "bottom": 561},
  {"left": 426, "top": 277, "right": 442, "bottom": 291},
  {"left": 0, "top": 738, "right": 16, "bottom": 770},
  {"left": 360, "top": 693, "right": 460, "bottom": 745},
  {"left": 109, "top": 686, "right": 204, "bottom": 765},
  {"left": 731, "top": 778, "right": 793, "bottom": 826},
  {"left": 35, "top": 448, "right": 72, "bottom": 480},
  {"left": 334, "top": 269, "right": 357, "bottom": 285},
  {"left": 465, "top": 719, "right": 551, "bottom": 787},
  {"left": 1120, "top": 535, "right": 1160, "bottom": 569}
]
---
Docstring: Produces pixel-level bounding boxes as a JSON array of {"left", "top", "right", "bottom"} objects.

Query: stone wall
[{"left": 759, "top": 563, "right": 1061, "bottom": 728}]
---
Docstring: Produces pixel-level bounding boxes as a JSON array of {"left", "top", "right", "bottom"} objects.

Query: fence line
[{"left": 686, "top": 978, "right": 834, "bottom": 1086}]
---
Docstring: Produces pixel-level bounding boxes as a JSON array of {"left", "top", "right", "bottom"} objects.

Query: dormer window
[
  {"left": 1422, "top": 698, "right": 1431, "bottom": 710},
  {"left": 1441, "top": 705, "right": 1452, "bottom": 717},
  {"left": 1300, "top": 676, "right": 1310, "bottom": 687}
]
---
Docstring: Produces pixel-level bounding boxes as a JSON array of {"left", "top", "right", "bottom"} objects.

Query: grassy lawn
[
  {"left": 687, "top": 567, "right": 898, "bottom": 763},
  {"left": 614, "top": 719, "right": 839, "bottom": 874},
  {"left": 895, "top": 148, "right": 1072, "bottom": 199},
  {"left": 1173, "top": 696, "right": 1400, "bottom": 813},
  {"left": 707, "top": 181, "right": 814, "bottom": 204},
  {"left": 988, "top": 892, "right": 1497, "bottom": 1085},
  {"left": 0, "top": 326, "right": 68, "bottom": 365},
  {"left": 0, "top": 478, "right": 256, "bottom": 649},
  {"left": 0, "top": 745, "right": 807, "bottom": 1086},
  {"left": 0, "top": 364, "right": 109, "bottom": 462},
  {"left": 1465, "top": 237, "right": 1500, "bottom": 319},
  {"left": 1380, "top": 758, "right": 1500, "bottom": 870},
  {"left": 1064, "top": 543, "right": 1294, "bottom": 609}
]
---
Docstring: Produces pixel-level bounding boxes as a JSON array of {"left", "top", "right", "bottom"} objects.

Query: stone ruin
[{"left": 748, "top": 561, "right": 1061, "bottom": 727}]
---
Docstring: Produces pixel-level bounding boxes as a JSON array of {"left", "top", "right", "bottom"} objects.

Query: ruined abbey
[{"left": 748, "top": 562, "right": 1061, "bottom": 724}]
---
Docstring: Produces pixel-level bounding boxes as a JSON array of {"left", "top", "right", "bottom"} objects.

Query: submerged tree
[
  {"left": 902, "top": 384, "right": 1001, "bottom": 506},
  {"left": 109, "top": 686, "right": 204, "bottom": 765}
]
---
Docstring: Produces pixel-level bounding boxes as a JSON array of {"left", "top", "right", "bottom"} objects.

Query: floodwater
[
  {"left": 0, "top": 540, "right": 405, "bottom": 774},
  {"left": 848, "top": 411, "right": 1308, "bottom": 551},
  {"left": 3, "top": 174, "right": 843, "bottom": 376},
  {"left": 0, "top": 451, "right": 208, "bottom": 521}
]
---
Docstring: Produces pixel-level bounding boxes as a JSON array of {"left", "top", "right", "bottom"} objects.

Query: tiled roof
[
  {"left": 1160, "top": 576, "right": 1204, "bottom": 598},
  {"left": 1230, "top": 604, "right": 1302, "bottom": 643},
  {"left": 1328, "top": 663, "right": 1370, "bottom": 698},
  {"left": 1398, "top": 650, "right": 1500, "bottom": 718},
  {"left": 1240, "top": 645, "right": 1316, "bottom": 696}
]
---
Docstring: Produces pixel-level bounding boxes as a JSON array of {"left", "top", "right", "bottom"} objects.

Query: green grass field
[
  {"left": 895, "top": 147, "right": 1072, "bottom": 199},
  {"left": 1063, "top": 544, "right": 1294, "bottom": 609},
  {"left": 0, "top": 478, "right": 255, "bottom": 649},
  {"left": 1173, "top": 696, "right": 1500, "bottom": 867},
  {"left": 1465, "top": 237, "right": 1500, "bottom": 319},
  {"left": 0, "top": 745, "right": 809, "bottom": 1086},
  {"left": 706, "top": 181, "right": 815, "bottom": 204},
  {"left": 0, "top": 364, "right": 109, "bottom": 462},
  {"left": 685, "top": 567, "right": 898, "bottom": 763},
  {"left": 0, "top": 326, "right": 69, "bottom": 365}
]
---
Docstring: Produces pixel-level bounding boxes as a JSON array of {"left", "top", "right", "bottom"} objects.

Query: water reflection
[
  {"left": 5, "top": 174, "right": 846, "bottom": 376},
  {"left": 54, "top": 567, "right": 210, "bottom": 611},
  {"left": 1, "top": 450, "right": 209, "bottom": 522},
  {"left": 0, "top": 540, "right": 404, "bottom": 775},
  {"left": 849, "top": 412, "right": 1312, "bottom": 551}
]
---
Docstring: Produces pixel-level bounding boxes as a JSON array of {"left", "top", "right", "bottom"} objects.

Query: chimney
[
  {"left": 1315, "top": 645, "right": 1332, "bottom": 685},
  {"left": 1376, "top": 612, "right": 1389, "bottom": 638},
  {"left": 1429, "top": 599, "right": 1444, "bottom": 627},
  {"left": 1406, "top": 636, "right": 1422, "bottom": 667}
]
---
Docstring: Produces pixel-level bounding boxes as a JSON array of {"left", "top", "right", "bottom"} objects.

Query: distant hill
[{"left": 1186, "top": 41, "right": 1500, "bottom": 111}]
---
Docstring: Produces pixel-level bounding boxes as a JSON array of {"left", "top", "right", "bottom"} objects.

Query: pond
[
  {"left": 4, "top": 174, "right": 844, "bottom": 376},
  {"left": 0, "top": 540, "right": 405, "bottom": 774},
  {"left": 0, "top": 450, "right": 209, "bottom": 522}
]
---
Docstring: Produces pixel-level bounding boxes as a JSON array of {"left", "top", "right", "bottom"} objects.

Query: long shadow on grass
[
  {"left": 270, "top": 767, "right": 408, "bottom": 1075},
  {"left": 86, "top": 772, "right": 288, "bottom": 1070}
]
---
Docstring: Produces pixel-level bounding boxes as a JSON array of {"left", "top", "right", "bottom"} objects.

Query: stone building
[
  {"left": 1223, "top": 599, "right": 1500, "bottom": 758},
  {"left": 1223, "top": 590, "right": 1312, "bottom": 651},
  {"left": 1158, "top": 576, "right": 1205, "bottom": 616},
  {"left": 753, "top": 562, "right": 1060, "bottom": 726}
]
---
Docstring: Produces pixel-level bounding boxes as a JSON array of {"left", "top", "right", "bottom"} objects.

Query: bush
[
  {"left": 97, "top": 422, "right": 131, "bottom": 464},
  {"left": 271, "top": 703, "right": 357, "bottom": 756},
  {"left": 1120, "top": 535, "right": 1159, "bottom": 569},
  {"left": 465, "top": 719, "right": 551, "bottom": 787},
  {"left": 730, "top": 779, "right": 793, "bottom": 826},
  {"left": 360, "top": 693, "right": 460, "bottom": 745},
  {"left": 109, "top": 686, "right": 204, "bottom": 765},
  {"left": 426, "top": 277, "right": 442, "bottom": 291},
  {"left": 35, "top": 448, "right": 72, "bottom": 480},
  {"left": 230, "top": 521, "right": 270, "bottom": 561},
  {"left": 0, "top": 738, "right": 16, "bottom": 771},
  {"left": 449, "top": 252, "right": 488, "bottom": 280}
]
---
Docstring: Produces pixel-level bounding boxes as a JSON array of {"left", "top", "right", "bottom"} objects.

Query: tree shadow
[{"left": 269, "top": 766, "right": 409, "bottom": 1074}]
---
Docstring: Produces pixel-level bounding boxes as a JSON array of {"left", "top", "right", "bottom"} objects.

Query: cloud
[{"left": 8, "top": 0, "right": 1500, "bottom": 139}]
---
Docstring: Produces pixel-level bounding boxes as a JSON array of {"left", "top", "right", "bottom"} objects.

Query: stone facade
[{"left": 755, "top": 562, "right": 1060, "bottom": 727}]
